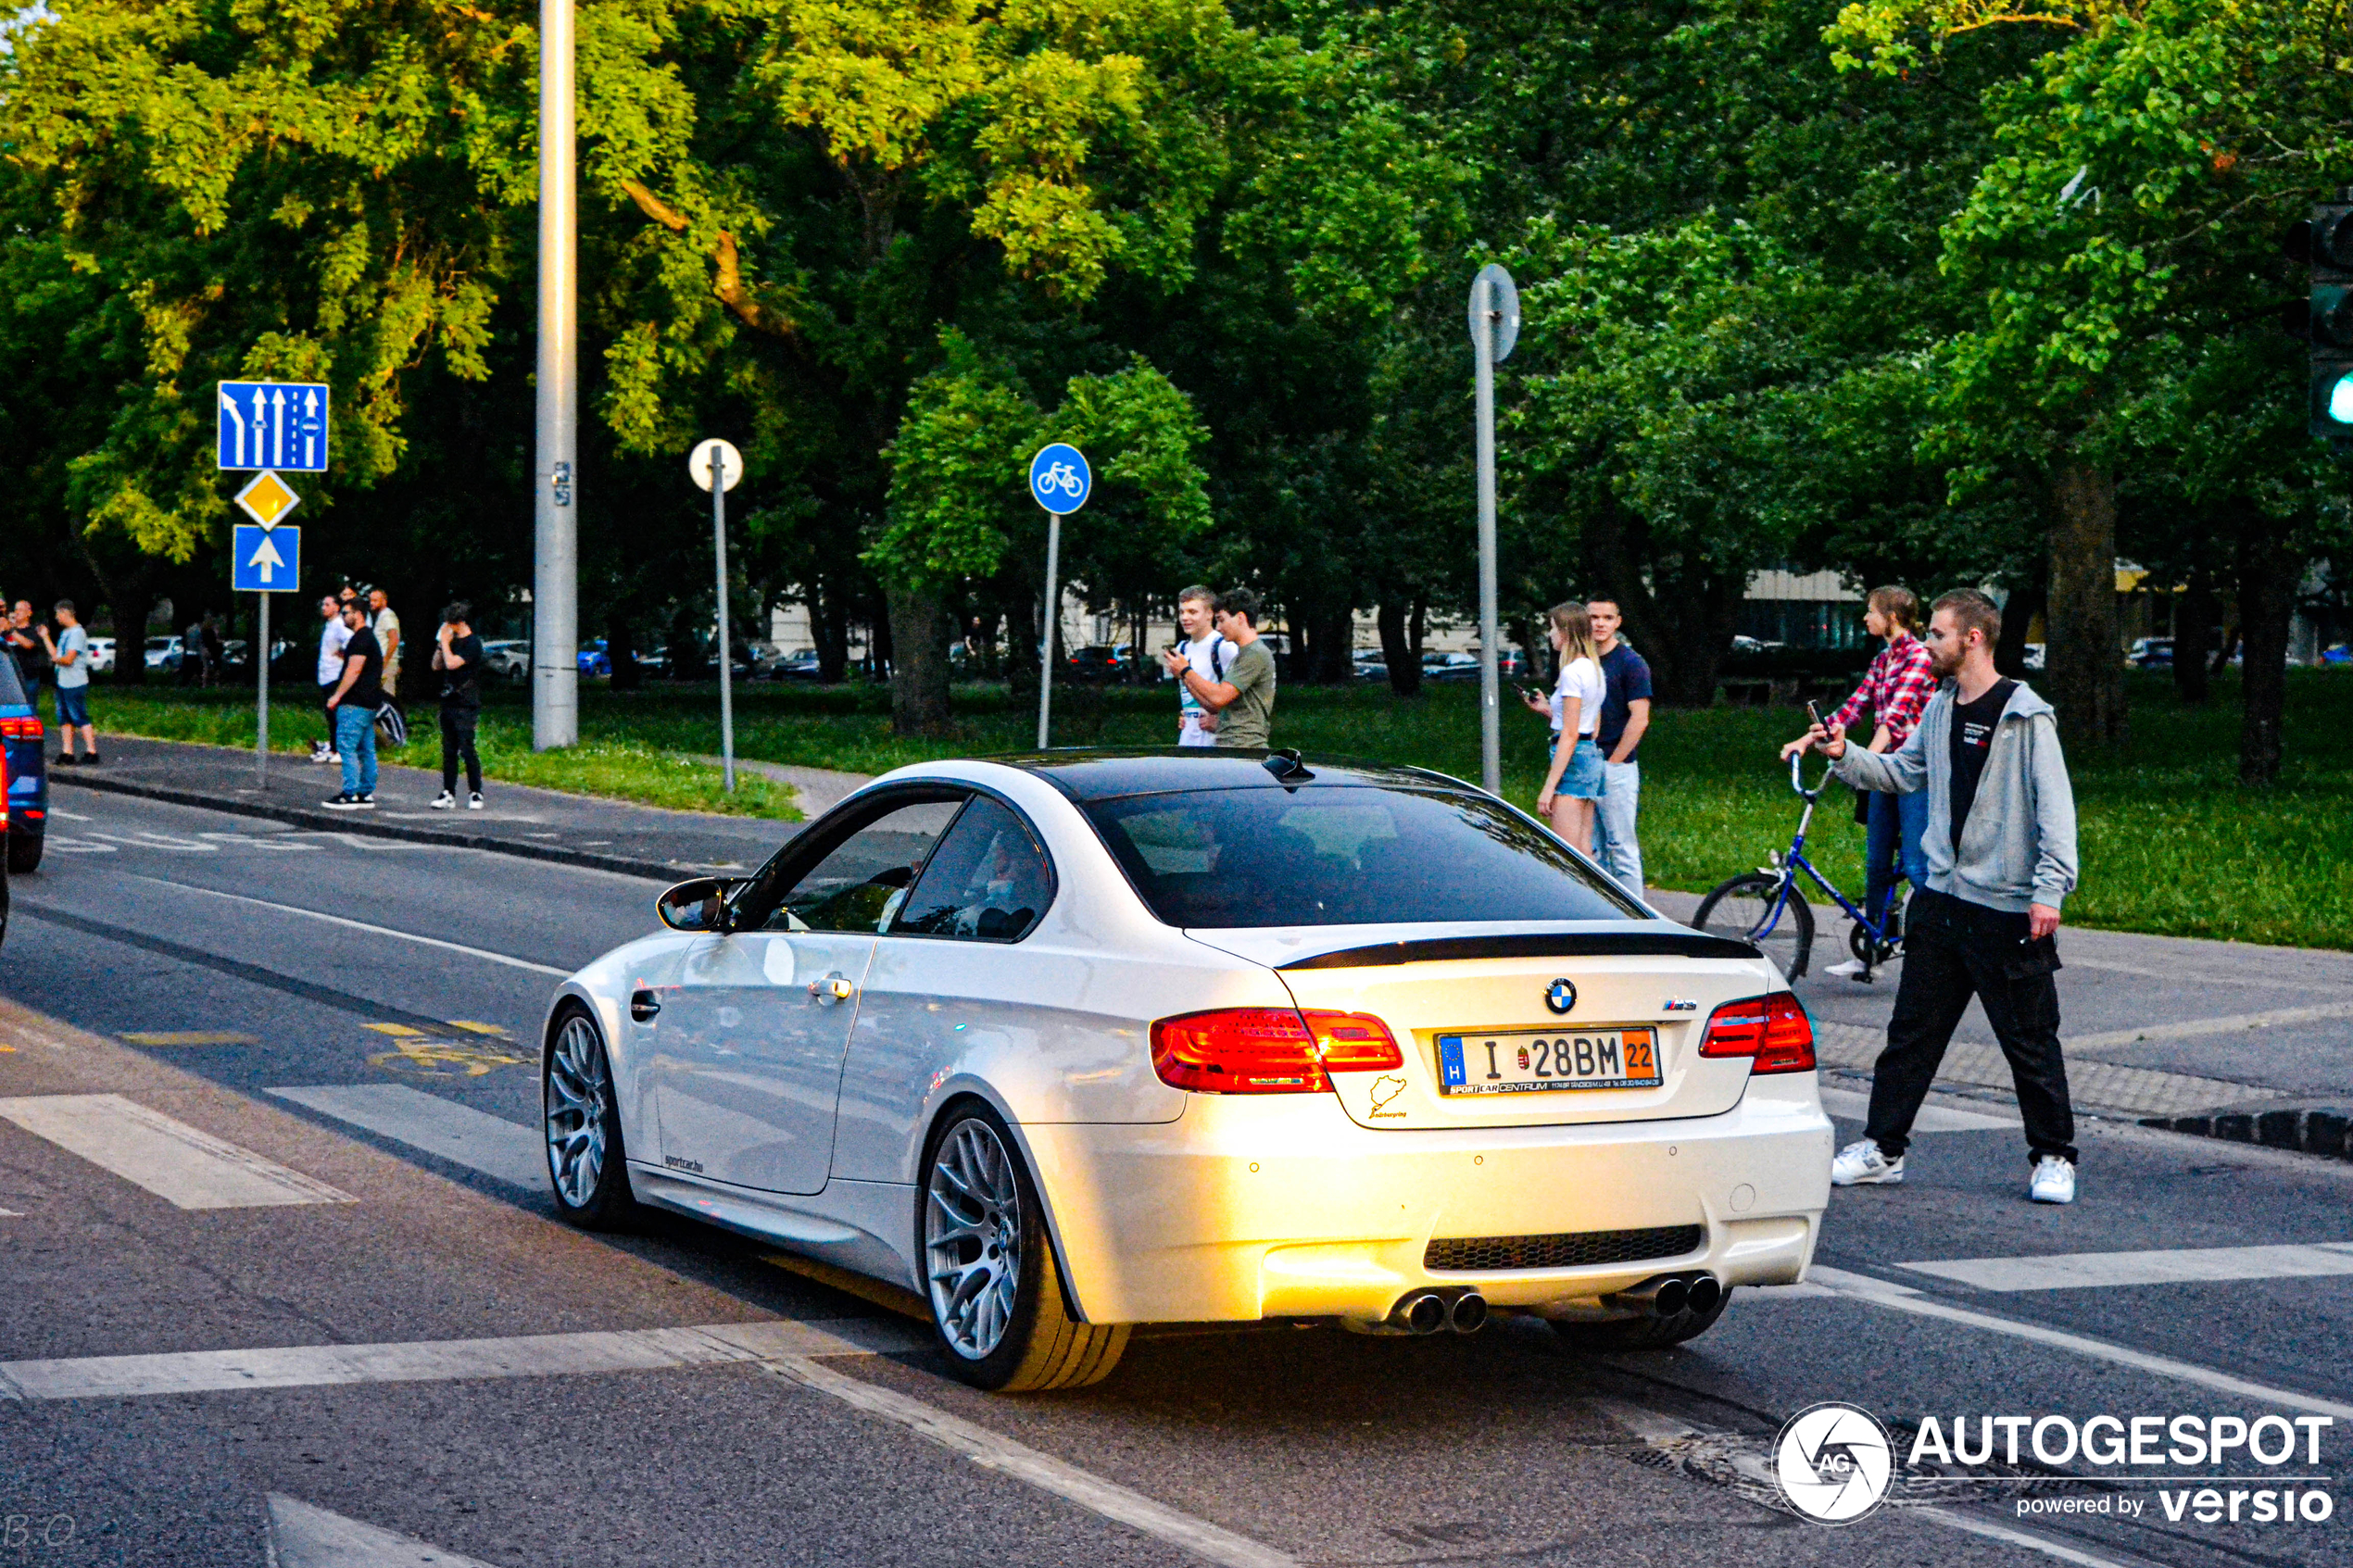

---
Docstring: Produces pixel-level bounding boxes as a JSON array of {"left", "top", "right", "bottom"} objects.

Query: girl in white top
[{"left": 1522, "top": 600, "right": 1606, "bottom": 853}]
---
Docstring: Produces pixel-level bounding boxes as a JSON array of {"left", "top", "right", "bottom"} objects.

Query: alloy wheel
[
  {"left": 545, "top": 1014, "right": 610, "bottom": 1208},
  {"left": 925, "top": 1120, "right": 1024, "bottom": 1361}
]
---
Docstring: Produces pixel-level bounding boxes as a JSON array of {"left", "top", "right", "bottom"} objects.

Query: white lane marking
[
  {"left": 1818, "top": 1271, "right": 2353, "bottom": 1419},
  {"left": 268, "top": 1494, "right": 504, "bottom": 1568},
  {"left": 1909, "top": 1506, "right": 2150, "bottom": 1568},
  {"left": 762, "top": 1356, "right": 1300, "bottom": 1568},
  {"left": 1817, "top": 1086, "right": 2020, "bottom": 1132},
  {"left": 41, "top": 838, "right": 117, "bottom": 854},
  {"left": 2065, "top": 999, "right": 2353, "bottom": 1050},
  {"left": 86, "top": 830, "right": 216, "bottom": 852},
  {"left": 0, "top": 1095, "right": 353, "bottom": 1210},
  {"left": 267, "top": 1085, "right": 545, "bottom": 1189},
  {"left": 1901, "top": 1241, "right": 2353, "bottom": 1292},
  {"left": 44, "top": 807, "right": 91, "bottom": 822},
  {"left": 122, "top": 874, "right": 570, "bottom": 977},
  {"left": 2063, "top": 955, "right": 2342, "bottom": 992},
  {"left": 196, "top": 830, "right": 318, "bottom": 852},
  {"left": 0, "top": 1318, "right": 917, "bottom": 1400}
]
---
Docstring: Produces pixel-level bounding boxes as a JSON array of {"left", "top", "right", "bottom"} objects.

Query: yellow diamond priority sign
[{"left": 234, "top": 470, "right": 300, "bottom": 528}]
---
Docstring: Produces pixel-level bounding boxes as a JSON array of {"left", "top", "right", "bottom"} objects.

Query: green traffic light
[{"left": 2332, "top": 373, "right": 2353, "bottom": 426}]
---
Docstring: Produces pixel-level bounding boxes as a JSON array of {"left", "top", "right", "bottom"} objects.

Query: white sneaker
[
  {"left": 1825, "top": 958, "right": 1873, "bottom": 981},
  {"left": 468, "top": 792, "right": 484, "bottom": 810},
  {"left": 2029, "top": 1156, "right": 2076, "bottom": 1205},
  {"left": 1831, "top": 1139, "right": 1904, "bottom": 1185},
  {"left": 431, "top": 791, "right": 456, "bottom": 810}
]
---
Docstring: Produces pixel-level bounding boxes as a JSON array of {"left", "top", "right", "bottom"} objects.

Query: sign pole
[
  {"left": 532, "top": 0, "right": 580, "bottom": 751},
  {"left": 711, "top": 447, "right": 736, "bottom": 793},
  {"left": 1037, "top": 510, "right": 1063, "bottom": 749},
  {"left": 1474, "top": 272, "right": 1502, "bottom": 796},
  {"left": 256, "top": 593, "right": 271, "bottom": 788}
]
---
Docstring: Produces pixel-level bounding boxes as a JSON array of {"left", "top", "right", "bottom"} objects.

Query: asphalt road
[{"left": 1, "top": 790, "right": 2347, "bottom": 1568}]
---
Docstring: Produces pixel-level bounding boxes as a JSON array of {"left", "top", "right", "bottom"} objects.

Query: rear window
[
  {"left": 1081, "top": 784, "right": 1643, "bottom": 928},
  {"left": 0, "top": 650, "right": 29, "bottom": 709}
]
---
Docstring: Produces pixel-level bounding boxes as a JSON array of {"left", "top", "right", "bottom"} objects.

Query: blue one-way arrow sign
[
  {"left": 232, "top": 524, "right": 300, "bottom": 592},
  {"left": 218, "top": 381, "right": 329, "bottom": 471}
]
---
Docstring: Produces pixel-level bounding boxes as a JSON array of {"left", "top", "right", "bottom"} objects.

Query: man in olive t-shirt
[{"left": 1159, "top": 588, "right": 1277, "bottom": 749}]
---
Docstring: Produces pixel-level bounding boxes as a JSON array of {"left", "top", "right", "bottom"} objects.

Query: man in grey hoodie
[{"left": 1796, "top": 588, "right": 2082, "bottom": 1203}]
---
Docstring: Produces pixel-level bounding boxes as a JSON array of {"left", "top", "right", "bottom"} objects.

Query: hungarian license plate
[{"left": 1436, "top": 1028, "right": 1661, "bottom": 1095}]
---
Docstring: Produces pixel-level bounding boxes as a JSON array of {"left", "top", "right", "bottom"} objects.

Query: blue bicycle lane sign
[{"left": 1027, "top": 444, "right": 1091, "bottom": 513}]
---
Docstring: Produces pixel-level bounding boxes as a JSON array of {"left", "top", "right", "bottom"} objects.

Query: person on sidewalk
[
  {"left": 1585, "top": 597, "right": 1652, "bottom": 900},
  {"left": 322, "top": 599, "right": 382, "bottom": 809},
  {"left": 1170, "top": 584, "right": 1230, "bottom": 748},
  {"left": 6, "top": 601, "right": 50, "bottom": 694},
  {"left": 430, "top": 601, "right": 485, "bottom": 810},
  {"left": 368, "top": 586, "right": 403, "bottom": 700},
  {"left": 1786, "top": 585, "right": 1935, "bottom": 979},
  {"left": 37, "top": 600, "right": 97, "bottom": 764},
  {"left": 311, "top": 593, "right": 350, "bottom": 764},
  {"left": 1808, "top": 589, "right": 2082, "bottom": 1205},
  {"left": 1529, "top": 601, "right": 1604, "bottom": 854},
  {"left": 1160, "top": 589, "right": 1276, "bottom": 750}
]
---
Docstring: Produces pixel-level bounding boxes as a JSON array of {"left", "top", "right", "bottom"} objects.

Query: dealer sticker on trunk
[{"left": 1436, "top": 1028, "right": 1662, "bottom": 1095}]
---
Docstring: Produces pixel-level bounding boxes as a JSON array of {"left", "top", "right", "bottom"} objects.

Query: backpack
[{"left": 374, "top": 700, "right": 409, "bottom": 747}]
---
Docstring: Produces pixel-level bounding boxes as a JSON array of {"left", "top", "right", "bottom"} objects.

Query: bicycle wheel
[{"left": 1693, "top": 872, "right": 1814, "bottom": 982}]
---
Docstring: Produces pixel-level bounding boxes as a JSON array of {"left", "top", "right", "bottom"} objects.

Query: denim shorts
[
  {"left": 54, "top": 684, "right": 90, "bottom": 729},
  {"left": 1556, "top": 734, "right": 1604, "bottom": 798}
]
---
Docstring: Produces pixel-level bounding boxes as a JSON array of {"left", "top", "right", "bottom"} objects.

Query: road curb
[
  {"left": 46, "top": 768, "right": 690, "bottom": 883},
  {"left": 2140, "top": 1101, "right": 2353, "bottom": 1161}
]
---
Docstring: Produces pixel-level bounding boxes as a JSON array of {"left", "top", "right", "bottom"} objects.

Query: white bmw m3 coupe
[{"left": 540, "top": 751, "right": 1833, "bottom": 1391}]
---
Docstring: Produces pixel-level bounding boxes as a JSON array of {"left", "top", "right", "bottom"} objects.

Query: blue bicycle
[{"left": 1692, "top": 753, "right": 1906, "bottom": 982}]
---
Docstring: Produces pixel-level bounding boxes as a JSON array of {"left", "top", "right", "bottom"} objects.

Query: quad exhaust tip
[
  {"left": 1397, "top": 1291, "right": 1448, "bottom": 1335},
  {"left": 1446, "top": 1291, "right": 1488, "bottom": 1335},
  {"left": 1609, "top": 1272, "right": 1720, "bottom": 1320},
  {"left": 1390, "top": 1289, "right": 1488, "bottom": 1336}
]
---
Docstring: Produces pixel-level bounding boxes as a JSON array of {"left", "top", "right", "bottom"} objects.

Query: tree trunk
[
  {"left": 2045, "top": 459, "right": 2126, "bottom": 750},
  {"left": 1578, "top": 493, "right": 1738, "bottom": 707},
  {"left": 606, "top": 608, "right": 641, "bottom": 691},
  {"left": 886, "top": 580, "right": 953, "bottom": 735},
  {"left": 1994, "top": 574, "right": 2044, "bottom": 681},
  {"left": 1309, "top": 603, "right": 1353, "bottom": 684},
  {"left": 2234, "top": 504, "right": 2292, "bottom": 784},
  {"left": 2173, "top": 567, "right": 2213, "bottom": 705},
  {"left": 1378, "top": 598, "right": 1423, "bottom": 696},
  {"left": 107, "top": 581, "right": 157, "bottom": 686},
  {"left": 811, "top": 580, "right": 849, "bottom": 684}
]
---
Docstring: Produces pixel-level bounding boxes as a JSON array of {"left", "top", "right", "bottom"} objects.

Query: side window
[
  {"left": 889, "top": 797, "right": 1054, "bottom": 942},
  {"left": 762, "top": 799, "right": 963, "bottom": 933}
]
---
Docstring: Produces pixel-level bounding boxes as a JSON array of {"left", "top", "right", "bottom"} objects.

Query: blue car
[{"left": 0, "top": 650, "right": 46, "bottom": 873}]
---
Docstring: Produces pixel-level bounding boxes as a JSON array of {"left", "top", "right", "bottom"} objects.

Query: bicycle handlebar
[{"left": 1789, "top": 750, "right": 1836, "bottom": 800}]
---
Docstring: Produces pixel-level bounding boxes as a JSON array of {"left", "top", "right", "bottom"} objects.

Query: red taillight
[
  {"left": 0, "top": 716, "right": 39, "bottom": 740},
  {"left": 1151, "top": 1008, "right": 1403, "bottom": 1094},
  {"left": 1697, "top": 992, "right": 1816, "bottom": 1074}
]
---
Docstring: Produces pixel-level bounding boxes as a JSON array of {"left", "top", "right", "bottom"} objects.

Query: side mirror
[{"left": 657, "top": 876, "right": 736, "bottom": 934}]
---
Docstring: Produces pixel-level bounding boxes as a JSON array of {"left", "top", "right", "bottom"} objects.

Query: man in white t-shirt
[
  {"left": 312, "top": 592, "right": 352, "bottom": 762},
  {"left": 1171, "top": 583, "right": 1229, "bottom": 747},
  {"left": 368, "top": 586, "right": 402, "bottom": 698}
]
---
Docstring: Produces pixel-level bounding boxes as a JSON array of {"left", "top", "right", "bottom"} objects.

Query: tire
[
  {"left": 543, "top": 1004, "right": 639, "bottom": 1229},
  {"left": 7, "top": 829, "right": 43, "bottom": 874},
  {"left": 921, "top": 1103, "right": 1128, "bottom": 1392},
  {"left": 1551, "top": 1288, "right": 1732, "bottom": 1351},
  {"left": 1694, "top": 872, "right": 1813, "bottom": 982}
]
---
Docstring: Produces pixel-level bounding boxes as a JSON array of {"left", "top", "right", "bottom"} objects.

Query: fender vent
[{"left": 1424, "top": 1224, "right": 1703, "bottom": 1273}]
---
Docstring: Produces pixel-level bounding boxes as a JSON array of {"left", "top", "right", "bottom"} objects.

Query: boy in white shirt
[{"left": 1171, "top": 584, "right": 1229, "bottom": 747}]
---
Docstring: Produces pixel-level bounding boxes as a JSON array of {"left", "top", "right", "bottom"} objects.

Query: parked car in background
[
  {"left": 482, "top": 640, "right": 532, "bottom": 683},
  {"left": 85, "top": 636, "right": 117, "bottom": 674},
  {"left": 0, "top": 647, "right": 46, "bottom": 872},
  {"left": 2021, "top": 643, "right": 2045, "bottom": 671},
  {"left": 766, "top": 649, "right": 824, "bottom": 682},
  {"left": 1065, "top": 645, "right": 1131, "bottom": 681},
  {"left": 144, "top": 635, "right": 184, "bottom": 671},
  {"left": 1423, "top": 652, "right": 1480, "bottom": 682},
  {"left": 2127, "top": 637, "right": 2172, "bottom": 670},
  {"left": 2322, "top": 644, "right": 2351, "bottom": 666}
]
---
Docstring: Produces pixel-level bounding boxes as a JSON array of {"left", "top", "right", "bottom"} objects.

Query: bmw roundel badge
[{"left": 1545, "top": 978, "right": 1577, "bottom": 1016}]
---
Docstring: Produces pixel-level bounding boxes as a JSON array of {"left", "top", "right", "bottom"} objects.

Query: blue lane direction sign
[
  {"left": 232, "top": 524, "right": 300, "bottom": 592},
  {"left": 1027, "top": 443, "right": 1091, "bottom": 513},
  {"left": 218, "top": 381, "right": 330, "bottom": 471}
]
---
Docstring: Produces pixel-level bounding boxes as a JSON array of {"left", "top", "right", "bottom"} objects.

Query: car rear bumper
[{"left": 1020, "top": 1085, "right": 1832, "bottom": 1325}]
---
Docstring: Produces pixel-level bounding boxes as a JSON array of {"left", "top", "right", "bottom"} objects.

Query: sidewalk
[
  {"left": 45, "top": 735, "right": 875, "bottom": 882},
  {"left": 1647, "top": 888, "right": 2353, "bottom": 1157}
]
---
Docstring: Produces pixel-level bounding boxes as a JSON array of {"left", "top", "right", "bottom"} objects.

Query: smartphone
[{"left": 1805, "top": 699, "right": 1825, "bottom": 733}]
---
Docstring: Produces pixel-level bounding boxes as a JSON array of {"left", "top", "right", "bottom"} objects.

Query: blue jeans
[
  {"left": 335, "top": 703, "right": 378, "bottom": 796},
  {"left": 1592, "top": 759, "right": 1643, "bottom": 899},
  {"left": 1865, "top": 786, "right": 1929, "bottom": 930}
]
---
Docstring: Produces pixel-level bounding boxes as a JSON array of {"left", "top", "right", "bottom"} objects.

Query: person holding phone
[{"left": 1525, "top": 601, "right": 1604, "bottom": 853}]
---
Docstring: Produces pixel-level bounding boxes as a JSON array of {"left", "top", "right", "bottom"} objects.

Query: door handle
[
  {"left": 808, "top": 972, "right": 855, "bottom": 1006},
  {"left": 629, "top": 989, "right": 661, "bottom": 1022}
]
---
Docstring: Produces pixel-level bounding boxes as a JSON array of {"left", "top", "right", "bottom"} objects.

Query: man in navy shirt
[{"left": 1586, "top": 598, "right": 1652, "bottom": 899}]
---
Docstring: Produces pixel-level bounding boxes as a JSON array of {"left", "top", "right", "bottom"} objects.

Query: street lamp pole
[{"left": 532, "top": 0, "right": 579, "bottom": 750}]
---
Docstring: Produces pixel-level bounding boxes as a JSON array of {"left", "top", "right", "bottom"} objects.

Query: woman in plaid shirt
[{"left": 1784, "top": 586, "right": 1934, "bottom": 978}]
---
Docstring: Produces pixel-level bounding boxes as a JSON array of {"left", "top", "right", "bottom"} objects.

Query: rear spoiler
[{"left": 1275, "top": 932, "right": 1762, "bottom": 971}]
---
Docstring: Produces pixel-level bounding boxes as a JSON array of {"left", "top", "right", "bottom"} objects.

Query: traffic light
[{"left": 2288, "top": 195, "right": 2353, "bottom": 441}]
